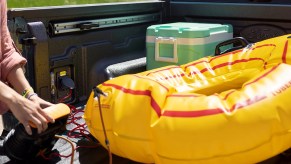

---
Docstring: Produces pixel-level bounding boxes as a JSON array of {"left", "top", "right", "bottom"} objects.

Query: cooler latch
[{"left": 155, "top": 37, "right": 178, "bottom": 63}]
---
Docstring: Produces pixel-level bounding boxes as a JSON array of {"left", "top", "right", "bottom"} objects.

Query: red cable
[
  {"left": 40, "top": 89, "right": 100, "bottom": 161},
  {"left": 43, "top": 87, "right": 112, "bottom": 164}
]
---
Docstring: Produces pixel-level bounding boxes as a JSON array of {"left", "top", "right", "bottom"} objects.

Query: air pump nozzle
[{"left": 92, "top": 86, "right": 106, "bottom": 98}]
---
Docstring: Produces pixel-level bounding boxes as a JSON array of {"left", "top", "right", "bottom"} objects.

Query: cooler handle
[
  {"left": 215, "top": 37, "right": 249, "bottom": 56},
  {"left": 155, "top": 37, "right": 178, "bottom": 63}
]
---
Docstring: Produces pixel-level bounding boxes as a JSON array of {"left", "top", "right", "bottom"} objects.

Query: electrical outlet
[{"left": 51, "top": 66, "right": 75, "bottom": 103}]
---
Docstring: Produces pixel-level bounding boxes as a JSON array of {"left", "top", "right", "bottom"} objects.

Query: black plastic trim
[{"left": 170, "top": 2, "right": 291, "bottom": 21}]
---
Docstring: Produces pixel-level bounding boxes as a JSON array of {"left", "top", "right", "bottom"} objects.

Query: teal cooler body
[{"left": 146, "top": 22, "right": 233, "bottom": 70}]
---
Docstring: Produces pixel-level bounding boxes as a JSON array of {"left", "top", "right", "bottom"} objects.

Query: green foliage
[{"left": 7, "top": 0, "right": 139, "bottom": 8}]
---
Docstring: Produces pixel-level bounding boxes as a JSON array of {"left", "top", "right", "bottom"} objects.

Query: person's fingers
[
  {"left": 30, "top": 96, "right": 54, "bottom": 108},
  {"left": 38, "top": 99, "right": 53, "bottom": 108},
  {"left": 29, "top": 97, "right": 55, "bottom": 124},
  {"left": 43, "top": 101, "right": 53, "bottom": 107},
  {"left": 23, "top": 123, "right": 32, "bottom": 135},
  {"left": 30, "top": 117, "right": 42, "bottom": 134},
  {"left": 38, "top": 108, "right": 55, "bottom": 124},
  {"left": 30, "top": 114, "right": 48, "bottom": 134},
  {"left": 40, "top": 118, "right": 48, "bottom": 132}
]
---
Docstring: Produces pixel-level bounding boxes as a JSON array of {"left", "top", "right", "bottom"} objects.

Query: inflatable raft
[{"left": 84, "top": 34, "right": 291, "bottom": 164}]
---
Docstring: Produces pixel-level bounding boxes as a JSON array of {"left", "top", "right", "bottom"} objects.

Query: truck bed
[{"left": 4, "top": 0, "right": 291, "bottom": 163}]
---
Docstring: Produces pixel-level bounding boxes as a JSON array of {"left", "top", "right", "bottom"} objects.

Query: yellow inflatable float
[{"left": 84, "top": 34, "right": 291, "bottom": 164}]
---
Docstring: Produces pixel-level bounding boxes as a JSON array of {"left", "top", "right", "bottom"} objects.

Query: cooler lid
[{"left": 147, "top": 22, "right": 233, "bottom": 38}]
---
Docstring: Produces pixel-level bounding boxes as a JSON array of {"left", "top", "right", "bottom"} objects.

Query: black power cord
[{"left": 92, "top": 87, "right": 112, "bottom": 164}]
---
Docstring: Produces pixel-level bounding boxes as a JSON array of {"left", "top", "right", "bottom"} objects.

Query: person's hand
[
  {"left": 28, "top": 94, "right": 54, "bottom": 109},
  {"left": 7, "top": 94, "right": 55, "bottom": 135}
]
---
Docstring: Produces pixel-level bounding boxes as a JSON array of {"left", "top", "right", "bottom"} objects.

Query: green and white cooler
[{"left": 146, "top": 22, "right": 233, "bottom": 70}]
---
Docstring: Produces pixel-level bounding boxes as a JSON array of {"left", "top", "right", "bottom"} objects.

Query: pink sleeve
[{"left": 0, "top": 0, "right": 26, "bottom": 82}]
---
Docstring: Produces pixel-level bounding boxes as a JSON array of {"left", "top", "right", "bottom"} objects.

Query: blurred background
[{"left": 7, "top": 0, "right": 147, "bottom": 8}]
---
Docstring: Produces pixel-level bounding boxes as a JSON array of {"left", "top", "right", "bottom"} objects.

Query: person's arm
[
  {"left": 3, "top": 66, "right": 55, "bottom": 136},
  {"left": 7, "top": 64, "right": 53, "bottom": 107},
  {"left": 0, "top": 0, "right": 54, "bottom": 135}
]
